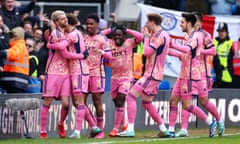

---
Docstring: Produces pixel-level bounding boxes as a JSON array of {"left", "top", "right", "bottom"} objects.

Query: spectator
[
  {"left": 33, "top": 28, "right": 43, "bottom": 42},
  {"left": 232, "top": 0, "right": 240, "bottom": 15},
  {"left": 26, "top": 37, "right": 39, "bottom": 75},
  {"left": 23, "top": 15, "right": 40, "bottom": 30},
  {"left": 25, "top": 37, "right": 41, "bottom": 93},
  {"left": 0, "top": 0, "right": 36, "bottom": 29},
  {"left": 0, "top": 15, "right": 10, "bottom": 67},
  {"left": 33, "top": 28, "right": 44, "bottom": 52},
  {"left": 209, "top": 0, "right": 236, "bottom": 15},
  {"left": 22, "top": 20, "right": 33, "bottom": 36},
  {"left": 0, "top": 15, "right": 10, "bottom": 93},
  {"left": 213, "top": 22, "right": 234, "bottom": 88},
  {"left": 0, "top": 27, "right": 29, "bottom": 93},
  {"left": 98, "top": 18, "right": 107, "bottom": 31}
]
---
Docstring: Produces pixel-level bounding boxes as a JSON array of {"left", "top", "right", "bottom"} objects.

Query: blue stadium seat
[{"left": 159, "top": 80, "right": 171, "bottom": 90}]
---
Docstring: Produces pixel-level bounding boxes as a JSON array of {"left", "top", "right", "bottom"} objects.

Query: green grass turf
[{"left": 1, "top": 128, "right": 240, "bottom": 144}]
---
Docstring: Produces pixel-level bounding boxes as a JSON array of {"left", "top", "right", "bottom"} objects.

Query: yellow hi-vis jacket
[{"left": 214, "top": 39, "right": 233, "bottom": 82}]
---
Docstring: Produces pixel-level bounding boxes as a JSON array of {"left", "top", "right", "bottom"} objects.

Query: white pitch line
[{"left": 85, "top": 132, "right": 240, "bottom": 144}]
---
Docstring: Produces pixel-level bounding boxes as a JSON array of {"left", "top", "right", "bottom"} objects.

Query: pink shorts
[
  {"left": 172, "top": 78, "right": 192, "bottom": 100},
  {"left": 71, "top": 74, "right": 89, "bottom": 96},
  {"left": 111, "top": 78, "right": 133, "bottom": 99},
  {"left": 206, "top": 77, "right": 213, "bottom": 92},
  {"left": 192, "top": 79, "right": 209, "bottom": 98},
  {"left": 42, "top": 74, "right": 71, "bottom": 99},
  {"left": 131, "top": 76, "right": 160, "bottom": 98},
  {"left": 88, "top": 76, "right": 105, "bottom": 93}
]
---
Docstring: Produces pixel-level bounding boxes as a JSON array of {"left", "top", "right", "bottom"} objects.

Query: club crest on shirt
[{"left": 160, "top": 12, "right": 177, "bottom": 31}]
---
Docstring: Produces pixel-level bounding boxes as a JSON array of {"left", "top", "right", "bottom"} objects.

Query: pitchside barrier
[{"left": 0, "top": 89, "right": 240, "bottom": 139}]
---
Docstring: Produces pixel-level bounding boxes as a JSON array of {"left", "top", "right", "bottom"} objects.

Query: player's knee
[
  {"left": 182, "top": 103, "right": 191, "bottom": 111},
  {"left": 114, "top": 100, "right": 125, "bottom": 107},
  {"left": 43, "top": 97, "right": 53, "bottom": 106},
  {"left": 93, "top": 99, "right": 102, "bottom": 107},
  {"left": 199, "top": 97, "right": 208, "bottom": 106},
  {"left": 141, "top": 100, "right": 151, "bottom": 109},
  {"left": 61, "top": 103, "right": 69, "bottom": 109},
  {"left": 169, "top": 95, "right": 179, "bottom": 106},
  {"left": 114, "top": 94, "right": 126, "bottom": 107}
]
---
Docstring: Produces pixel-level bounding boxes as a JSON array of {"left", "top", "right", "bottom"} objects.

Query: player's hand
[
  {"left": 39, "top": 75, "right": 45, "bottom": 81},
  {"left": 142, "top": 26, "right": 150, "bottom": 37},
  {"left": 93, "top": 49, "right": 104, "bottom": 55}
]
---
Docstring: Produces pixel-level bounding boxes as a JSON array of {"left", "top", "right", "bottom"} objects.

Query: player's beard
[
  {"left": 181, "top": 26, "right": 187, "bottom": 33},
  {"left": 59, "top": 22, "right": 67, "bottom": 29}
]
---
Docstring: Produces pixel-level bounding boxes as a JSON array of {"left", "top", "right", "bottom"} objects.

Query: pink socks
[{"left": 40, "top": 104, "right": 50, "bottom": 132}]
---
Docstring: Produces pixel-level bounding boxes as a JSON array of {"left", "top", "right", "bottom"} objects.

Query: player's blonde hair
[{"left": 51, "top": 10, "right": 65, "bottom": 22}]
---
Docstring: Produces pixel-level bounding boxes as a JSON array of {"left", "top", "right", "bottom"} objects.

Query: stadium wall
[{"left": 0, "top": 89, "right": 239, "bottom": 139}]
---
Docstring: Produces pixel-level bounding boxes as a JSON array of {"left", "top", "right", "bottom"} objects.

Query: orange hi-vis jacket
[
  {"left": 232, "top": 41, "right": 240, "bottom": 76},
  {"left": 1, "top": 39, "right": 29, "bottom": 90},
  {"left": 4, "top": 39, "right": 29, "bottom": 75},
  {"left": 133, "top": 53, "right": 143, "bottom": 79}
]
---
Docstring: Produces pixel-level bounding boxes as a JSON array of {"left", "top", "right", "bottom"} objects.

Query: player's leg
[
  {"left": 182, "top": 99, "right": 217, "bottom": 138},
  {"left": 119, "top": 78, "right": 142, "bottom": 137},
  {"left": 58, "top": 76, "right": 71, "bottom": 138},
  {"left": 109, "top": 92, "right": 126, "bottom": 137},
  {"left": 40, "top": 97, "right": 53, "bottom": 139},
  {"left": 142, "top": 95, "right": 170, "bottom": 137},
  {"left": 175, "top": 108, "right": 190, "bottom": 137},
  {"left": 199, "top": 96, "right": 224, "bottom": 136},
  {"left": 168, "top": 79, "right": 181, "bottom": 137}
]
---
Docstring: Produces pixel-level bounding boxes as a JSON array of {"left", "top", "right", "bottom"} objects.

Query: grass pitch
[{"left": 1, "top": 128, "right": 240, "bottom": 144}]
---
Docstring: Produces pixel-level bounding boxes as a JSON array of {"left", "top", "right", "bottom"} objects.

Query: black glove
[
  {"left": 115, "top": 24, "right": 127, "bottom": 33},
  {"left": 83, "top": 49, "right": 89, "bottom": 59},
  {"left": 111, "top": 25, "right": 117, "bottom": 32},
  {"left": 120, "top": 25, "right": 127, "bottom": 33}
]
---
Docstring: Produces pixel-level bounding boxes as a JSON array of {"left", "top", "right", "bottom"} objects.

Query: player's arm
[
  {"left": 201, "top": 47, "right": 216, "bottom": 55},
  {"left": 59, "top": 49, "right": 85, "bottom": 60},
  {"left": 144, "top": 33, "right": 167, "bottom": 57},
  {"left": 201, "top": 34, "right": 216, "bottom": 56},
  {"left": 47, "top": 38, "right": 68, "bottom": 50},
  {"left": 101, "top": 39, "right": 112, "bottom": 60},
  {"left": 170, "top": 40, "right": 192, "bottom": 53},
  {"left": 102, "top": 48, "right": 112, "bottom": 60},
  {"left": 143, "top": 34, "right": 155, "bottom": 56},
  {"left": 168, "top": 48, "right": 183, "bottom": 58},
  {"left": 125, "top": 28, "right": 143, "bottom": 44},
  {"left": 101, "top": 28, "right": 111, "bottom": 35},
  {"left": 59, "top": 34, "right": 88, "bottom": 60}
]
